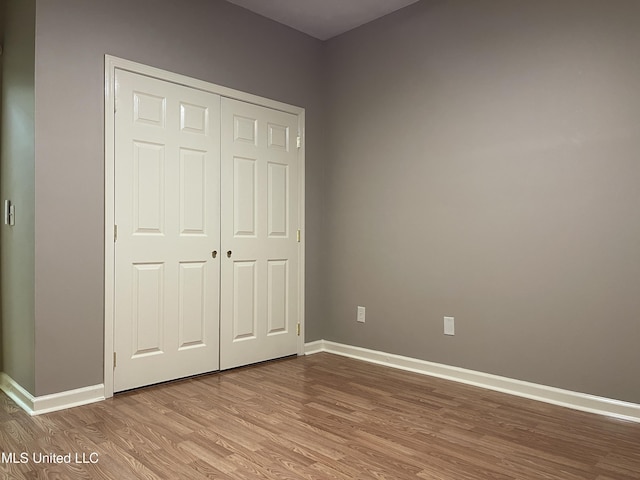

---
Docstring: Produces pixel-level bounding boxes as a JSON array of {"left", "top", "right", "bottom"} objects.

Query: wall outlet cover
[{"left": 444, "top": 316, "right": 455, "bottom": 335}]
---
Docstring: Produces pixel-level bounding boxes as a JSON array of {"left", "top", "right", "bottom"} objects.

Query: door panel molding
[{"left": 104, "top": 55, "right": 305, "bottom": 398}]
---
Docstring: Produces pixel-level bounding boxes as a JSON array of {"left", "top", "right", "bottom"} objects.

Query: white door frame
[{"left": 104, "top": 55, "right": 306, "bottom": 398}]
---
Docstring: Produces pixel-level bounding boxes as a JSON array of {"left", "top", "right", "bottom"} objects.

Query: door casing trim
[{"left": 104, "top": 55, "right": 306, "bottom": 398}]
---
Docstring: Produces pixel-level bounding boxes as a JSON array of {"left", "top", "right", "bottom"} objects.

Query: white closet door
[
  {"left": 114, "top": 70, "right": 221, "bottom": 392},
  {"left": 220, "top": 98, "right": 300, "bottom": 370}
]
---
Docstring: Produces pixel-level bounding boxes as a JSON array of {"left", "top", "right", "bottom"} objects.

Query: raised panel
[
  {"left": 134, "top": 92, "right": 166, "bottom": 127},
  {"left": 178, "top": 262, "right": 206, "bottom": 349},
  {"left": 268, "top": 162, "right": 288, "bottom": 237},
  {"left": 234, "top": 115, "right": 257, "bottom": 144},
  {"left": 180, "top": 102, "right": 208, "bottom": 135},
  {"left": 132, "top": 263, "right": 164, "bottom": 357},
  {"left": 133, "top": 141, "right": 165, "bottom": 234},
  {"left": 233, "top": 261, "right": 257, "bottom": 340},
  {"left": 234, "top": 157, "right": 257, "bottom": 237},
  {"left": 268, "top": 123, "right": 289, "bottom": 151},
  {"left": 180, "top": 148, "right": 206, "bottom": 235},
  {"left": 267, "top": 260, "right": 288, "bottom": 335}
]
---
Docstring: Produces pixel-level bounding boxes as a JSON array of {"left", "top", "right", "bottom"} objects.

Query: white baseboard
[
  {"left": 305, "top": 340, "right": 640, "bottom": 423},
  {"left": 0, "top": 372, "right": 34, "bottom": 413},
  {"left": 0, "top": 372, "right": 104, "bottom": 416},
  {"left": 303, "top": 340, "right": 326, "bottom": 355}
]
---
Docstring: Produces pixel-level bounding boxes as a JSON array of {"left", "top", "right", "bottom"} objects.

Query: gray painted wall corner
[
  {"left": 32, "top": 0, "right": 326, "bottom": 395},
  {"left": 323, "top": 0, "right": 640, "bottom": 404},
  {"left": 0, "top": 0, "right": 36, "bottom": 394}
]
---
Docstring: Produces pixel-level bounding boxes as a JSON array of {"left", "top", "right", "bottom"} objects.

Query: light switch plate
[{"left": 4, "top": 200, "right": 14, "bottom": 226}]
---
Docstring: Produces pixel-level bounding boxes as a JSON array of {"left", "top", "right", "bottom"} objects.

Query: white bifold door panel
[
  {"left": 220, "top": 98, "right": 299, "bottom": 370},
  {"left": 114, "top": 70, "right": 221, "bottom": 392},
  {"left": 112, "top": 68, "right": 301, "bottom": 392}
]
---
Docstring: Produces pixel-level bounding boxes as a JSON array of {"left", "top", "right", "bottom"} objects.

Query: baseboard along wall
[
  {"left": 0, "top": 372, "right": 104, "bottom": 416},
  {"left": 2, "top": 343, "right": 638, "bottom": 421},
  {"left": 305, "top": 340, "right": 640, "bottom": 424}
]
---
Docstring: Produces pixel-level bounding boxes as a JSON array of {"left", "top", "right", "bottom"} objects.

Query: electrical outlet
[
  {"left": 444, "top": 316, "right": 455, "bottom": 335},
  {"left": 357, "top": 306, "right": 366, "bottom": 323}
]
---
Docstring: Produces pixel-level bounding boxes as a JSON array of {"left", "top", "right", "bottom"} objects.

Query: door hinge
[
  {"left": 297, "top": 229, "right": 301, "bottom": 243},
  {"left": 297, "top": 323, "right": 301, "bottom": 336},
  {"left": 113, "top": 352, "right": 117, "bottom": 368},
  {"left": 114, "top": 225, "right": 118, "bottom": 242},
  {"left": 296, "top": 135, "right": 301, "bottom": 149}
]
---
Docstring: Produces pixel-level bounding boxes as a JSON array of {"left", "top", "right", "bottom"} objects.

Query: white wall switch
[
  {"left": 444, "top": 316, "right": 455, "bottom": 335},
  {"left": 4, "top": 200, "right": 15, "bottom": 226},
  {"left": 357, "top": 306, "right": 366, "bottom": 323}
]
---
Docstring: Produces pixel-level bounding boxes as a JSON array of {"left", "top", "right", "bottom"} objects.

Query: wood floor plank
[{"left": 1, "top": 353, "right": 639, "bottom": 479}]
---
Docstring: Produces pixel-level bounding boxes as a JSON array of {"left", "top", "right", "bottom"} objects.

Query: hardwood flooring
[{"left": 1, "top": 353, "right": 639, "bottom": 479}]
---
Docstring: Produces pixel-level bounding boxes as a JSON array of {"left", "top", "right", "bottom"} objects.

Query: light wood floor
[{"left": 1, "top": 353, "right": 639, "bottom": 479}]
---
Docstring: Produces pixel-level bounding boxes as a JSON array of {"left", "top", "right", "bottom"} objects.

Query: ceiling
[{"left": 225, "top": 0, "right": 420, "bottom": 41}]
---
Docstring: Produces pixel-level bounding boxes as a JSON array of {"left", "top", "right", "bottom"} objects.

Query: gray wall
[
  {"left": 0, "top": 0, "right": 36, "bottom": 394},
  {"left": 0, "top": 0, "right": 3, "bottom": 374},
  {"left": 33, "top": 0, "right": 326, "bottom": 396},
  {"left": 11, "top": 0, "right": 640, "bottom": 405},
  {"left": 324, "top": 0, "right": 640, "bottom": 404}
]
